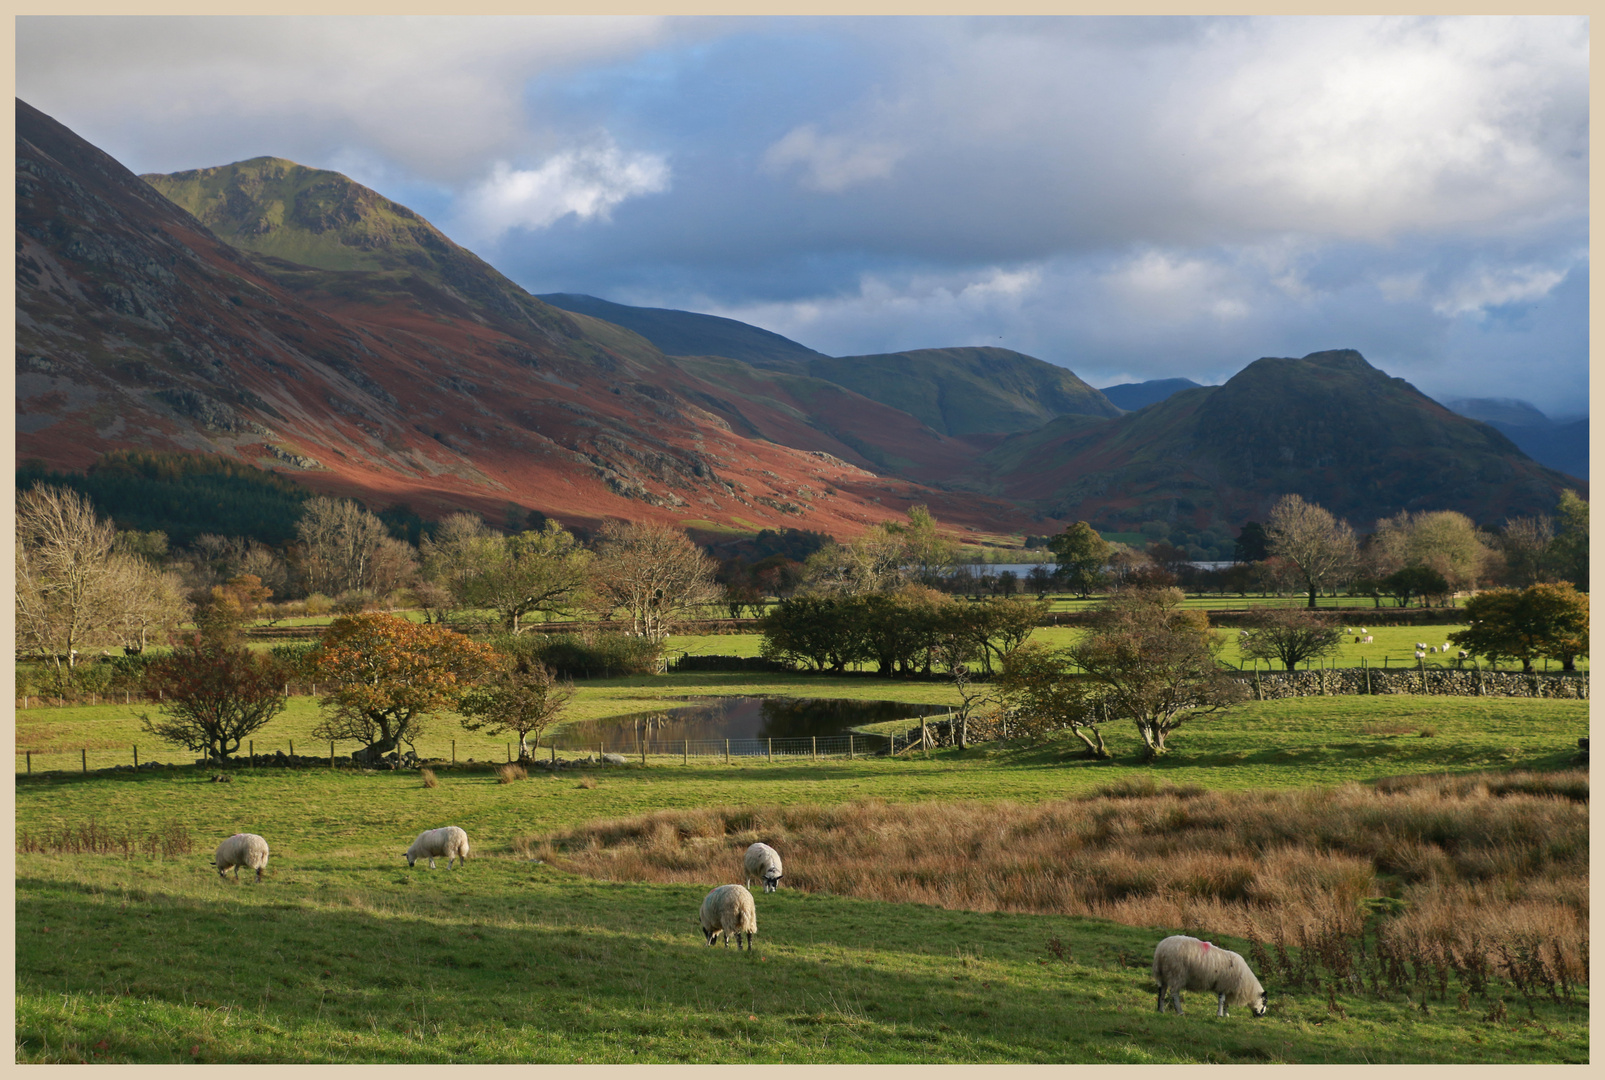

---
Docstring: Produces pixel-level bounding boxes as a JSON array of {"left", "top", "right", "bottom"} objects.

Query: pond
[{"left": 557, "top": 696, "right": 949, "bottom": 755}]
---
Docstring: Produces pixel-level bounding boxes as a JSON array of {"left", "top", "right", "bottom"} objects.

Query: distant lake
[{"left": 563, "top": 696, "right": 948, "bottom": 745}]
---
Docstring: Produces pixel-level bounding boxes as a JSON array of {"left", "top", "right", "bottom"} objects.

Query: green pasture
[
  {"left": 16, "top": 854, "right": 1584, "bottom": 1064},
  {"left": 14, "top": 682, "right": 1588, "bottom": 1063}
]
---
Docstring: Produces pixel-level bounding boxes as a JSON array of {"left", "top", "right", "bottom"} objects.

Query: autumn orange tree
[{"left": 308, "top": 613, "right": 495, "bottom": 764}]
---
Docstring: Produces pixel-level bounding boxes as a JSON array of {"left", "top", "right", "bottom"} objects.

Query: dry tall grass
[
  {"left": 420, "top": 768, "right": 439, "bottom": 789},
  {"left": 533, "top": 771, "right": 1587, "bottom": 1006},
  {"left": 496, "top": 764, "right": 527, "bottom": 784},
  {"left": 16, "top": 819, "right": 194, "bottom": 858}
]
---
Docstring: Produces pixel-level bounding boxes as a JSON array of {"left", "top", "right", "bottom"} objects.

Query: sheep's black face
[
  {"left": 765, "top": 874, "right": 781, "bottom": 893},
  {"left": 1252, "top": 991, "right": 1268, "bottom": 1017}
]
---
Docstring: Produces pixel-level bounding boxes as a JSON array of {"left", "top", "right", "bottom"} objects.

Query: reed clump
[
  {"left": 533, "top": 770, "right": 1587, "bottom": 1011},
  {"left": 496, "top": 764, "right": 527, "bottom": 784},
  {"left": 420, "top": 768, "right": 439, "bottom": 788}
]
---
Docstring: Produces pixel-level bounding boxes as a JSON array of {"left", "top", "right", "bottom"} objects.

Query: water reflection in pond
[{"left": 564, "top": 697, "right": 947, "bottom": 745}]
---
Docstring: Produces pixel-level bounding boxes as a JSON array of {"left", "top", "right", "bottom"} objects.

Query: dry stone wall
[{"left": 1232, "top": 668, "right": 1587, "bottom": 700}]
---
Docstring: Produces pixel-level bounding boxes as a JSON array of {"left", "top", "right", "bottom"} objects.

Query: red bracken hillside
[{"left": 15, "top": 99, "right": 1032, "bottom": 540}]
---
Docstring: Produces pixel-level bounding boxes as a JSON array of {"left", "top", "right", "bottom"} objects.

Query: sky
[{"left": 16, "top": 15, "right": 1590, "bottom": 416}]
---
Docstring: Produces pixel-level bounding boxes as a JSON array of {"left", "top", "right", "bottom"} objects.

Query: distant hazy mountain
[
  {"left": 1098, "top": 378, "right": 1204, "bottom": 412},
  {"left": 1442, "top": 398, "right": 1588, "bottom": 480},
  {"left": 537, "top": 293, "right": 826, "bottom": 370}
]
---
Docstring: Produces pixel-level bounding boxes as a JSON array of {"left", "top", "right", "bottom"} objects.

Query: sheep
[
  {"left": 700, "top": 884, "right": 757, "bottom": 950},
  {"left": 1415, "top": 650, "right": 1426, "bottom": 661},
  {"left": 1416, "top": 642, "right": 1429, "bottom": 651},
  {"left": 406, "top": 825, "right": 470, "bottom": 870},
  {"left": 1152, "top": 935, "right": 1267, "bottom": 1018},
  {"left": 214, "top": 833, "right": 269, "bottom": 883},
  {"left": 743, "top": 842, "right": 784, "bottom": 893},
  {"left": 1363, "top": 636, "right": 1374, "bottom": 644},
  {"left": 1443, "top": 642, "right": 1451, "bottom": 652},
  {"left": 1458, "top": 650, "right": 1469, "bottom": 660}
]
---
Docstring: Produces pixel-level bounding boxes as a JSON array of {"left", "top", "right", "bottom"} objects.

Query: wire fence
[{"left": 15, "top": 717, "right": 956, "bottom": 774}]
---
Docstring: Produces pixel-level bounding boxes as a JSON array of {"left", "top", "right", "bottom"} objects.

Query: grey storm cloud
[{"left": 16, "top": 14, "right": 1589, "bottom": 416}]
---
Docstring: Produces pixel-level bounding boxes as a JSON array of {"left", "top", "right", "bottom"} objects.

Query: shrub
[
  {"left": 303, "top": 593, "right": 334, "bottom": 616},
  {"left": 491, "top": 631, "right": 662, "bottom": 679},
  {"left": 497, "top": 763, "right": 527, "bottom": 784},
  {"left": 420, "top": 767, "right": 439, "bottom": 789}
]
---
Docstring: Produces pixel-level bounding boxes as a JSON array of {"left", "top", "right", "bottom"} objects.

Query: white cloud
[
  {"left": 458, "top": 140, "right": 670, "bottom": 241},
  {"left": 762, "top": 125, "right": 906, "bottom": 192},
  {"left": 1430, "top": 263, "right": 1572, "bottom": 318}
]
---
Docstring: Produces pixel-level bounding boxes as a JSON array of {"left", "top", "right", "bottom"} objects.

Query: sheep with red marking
[{"left": 1152, "top": 935, "right": 1267, "bottom": 1017}]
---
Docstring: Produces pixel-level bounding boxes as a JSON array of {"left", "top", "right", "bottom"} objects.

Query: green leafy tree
[
  {"left": 1550, "top": 490, "right": 1588, "bottom": 591},
  {"left": 887, "top": 504, "right": 958, "bottom": 586},
  {"left": 960, "top": 595, "right": 1044, "bottom": 675},
  {"left": 759, "top": 596, "right": 870, "bottom": 672},
  {"left": 1380, "top": 565, "right": 1450, "bottom": 608},
  {"left": 1233, "top": 521, "right": 1270, "bottom": 563},
  {"left": 468, "top": 521, "right": 592, "bottom": 634},
  {"left": 1238, "top": 606, "right": 1343, "bottom": 671},
  {"left": 139, "top": 636, "right": 287, "bottom": 763},
  {"left": 997, "top": 643, "right": 1110, "bottom": 758},
  {"left": 1048, "top": 521, "right": 1111, "bottom": 599},
  {"left": 458, "top": 655, "right": 575, "bottom": 760},
  {"left": 1068, "top": 586, "right": 1245, "bottom": 759},
  {"left": 308, "top": 613, "right": 495, "bottom": 763},
  {"left": 1451, "top": 583, "right": 1589, "bottom": 673}
]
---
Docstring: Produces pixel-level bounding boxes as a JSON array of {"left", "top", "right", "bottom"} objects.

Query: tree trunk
[{"left": 1072, "top": 727, "right": 1109, "bottom": 759}]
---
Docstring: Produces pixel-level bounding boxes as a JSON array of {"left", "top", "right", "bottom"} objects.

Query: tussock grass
[
  {"left": 495, "top": 764, "right": 526, "bottom": 785},
  {"left": 16, "top": 818, "right": 194, "bottom": 858},
  {"left": 539, "top": 772, "right": 1588, "bottom": 991},
  {"left": 419, "top": 768, "right": 439, "bottom": 789}
]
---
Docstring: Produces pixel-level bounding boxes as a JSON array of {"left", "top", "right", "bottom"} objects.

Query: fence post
[
  {"left": 507, "top": 743, "right": 511, "bottom": 763},
  {"left": 82, "top": 748, "right": 87, "bottom": 773},
  {"left": 812, "top": 735, "right": 816, "bottom": 761},
  {"left": 641, "top": 738, "right": 646, "bottom": 765},
  {"left": 725, "top": 738, "right": 730, "bottom": 765},
  {"left": 452, "top": 739, "right": 456, "bottom": 764},
  {"left": 133, "top": 745, "right": 138, "bottom": 768},
  {"left": 330, "top": 741, "right": 335, "bottom": 768},
  {"left": 290, "top": 740, "right": 294, "bottom": 758},
  {"left": 684, "top": 739, "right": 689, "bottom": 765},
  {"left": 767, "top": 738, "right": 773, "bottom": 762},
  {"left": 849, "top": 734, "right": 853, "bottom": 759},
  {"left": 551, "top": 742, "right": 556, "bottom": 763},
  {"left": 27, "top": 751, "right": 32, "bottom": 774},
  {"left": 250, "top": 740, "right": 255, "bottom": 767}
]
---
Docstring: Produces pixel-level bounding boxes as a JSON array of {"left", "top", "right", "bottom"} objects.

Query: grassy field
[{"left": 15, "top": 669, "right": 1589, "bottom": 1062}]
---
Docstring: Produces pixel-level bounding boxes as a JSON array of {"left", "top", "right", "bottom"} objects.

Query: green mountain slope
[
  {"left": 806, "top": 346, "right": 1122, "bottom": 437},
  {"left": 537, "top": 293, "right": 826, "bottom": 369},
  {"left": 142, "top": 158, "right": 579, "bottom": 340}
]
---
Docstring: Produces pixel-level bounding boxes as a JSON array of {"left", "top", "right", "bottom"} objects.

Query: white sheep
[
  {"left": 1415, "top": 650, "right": 1426, "bottom": 661},
  {"left": 1458, "top": 650, "right": 1469, "bottom": 660},
  {"left": 1443, "top": 642, "right": 1451, "bottom": 652},
  {"left": 1152, "top": 935, "right": 1267, "bottom": 1018},
  {"left": 1415, "top": 642, "right": 1428, "bottom": 651},
  {"left": 1363, "top": 636, "right": 1373, "bottom": 644},
  {"left": 743, "top": 842, "right": 784, "bottom": 893},
  {"left": 214, "top": 833, "right": 270, "bottom": 882},
  {"left": 406, "top": 825, "right": 470, "bottom": 870},
  {"left": 700, "top": 884, "right": 757, "bottom": 950}
]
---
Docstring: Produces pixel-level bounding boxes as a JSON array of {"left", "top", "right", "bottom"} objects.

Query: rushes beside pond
[{"left": 537, "top": 773, "right": 1587, "bottom": 997}]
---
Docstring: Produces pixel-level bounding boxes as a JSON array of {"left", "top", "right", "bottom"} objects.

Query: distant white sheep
[
  {"left": 1458, "top": 650, "right": 1469, "bottom": 660},
  {"left": 1415, "top": 650, "right": 1426, "bottom": 661},
  {"left": 743, "top": 842, "right": 784, "bottom": 893},
  {"left": 1152, "top": 935, "right": 1267, "bottom": 1018},
  {"left": 1443, "top": 642, "right": 1451, "bottom": 652},
  {"left": 1416, "top": 642, "right": 1429, "bottom": 651},
  {"left": 700, "top": 884, "right": 757, "bottom": 949},
  {"left": 406, "top": 825, "right": 470, "bottom": 870},
  {"left": 1362, "top": 636, "right": 1373, "bottom": 644},
  {"left": 214, "top": 833, "right": 270, "bottom": 883}
]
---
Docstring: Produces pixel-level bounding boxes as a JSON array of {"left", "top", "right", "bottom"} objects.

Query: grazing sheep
[
  {"left": 700, "top": 884, "right": 757, "bottom": 950},
  {"left": 1416, "top": 642, "right": 1429, "bottom": 651},
  {"left": 1363, "top": 636, "right": 1374, "bottom": 644},
  {"left": 214, "top": 833, "right": 270, "bottom": 883},
  {"left": 406, "top": 825, "right": 471, "bottom": 870},
  {"left": 1360, "top": 629, "right": 1368, "bottom": 635},
  {"left": 743, "top": 842, "right": 784, "bottom": 893},
  {"left": 1152, "top": 935, "right": 1267, "bottom": 1018},
  {"left": 1415, "top": 650, "right": 1426, "bottom": 661},
  {"left": 1458, "top": 650, "right": 1469, "bottom": 660},
  {"left": 1443, "top": 642, "right": 1451, "bottom": 652}
]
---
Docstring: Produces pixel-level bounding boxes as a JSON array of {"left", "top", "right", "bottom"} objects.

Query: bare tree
[
  {"left": 1372, "top": 509, "right": 1493, "bottom": 595},
  {"left": 419, "top": 512, "right": 493, "bottom": 609},
  {"left": 111, "top": 558, "right": 190, "bottom": 655},
  {"left": 1265, "top": 494, "right": 1357, "bottom": 608},
  {"left": 1500, "top": 515, "right": 1555, "bottom": 588},
  {"left": 295, "top": 497, "right": 414, "bottom": 597},
  {"left": 589, "top": 521, "right": 719, "bottom": 645},
  {"left": 15, "top": 485, "right": 121, "bottom": 675}
]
